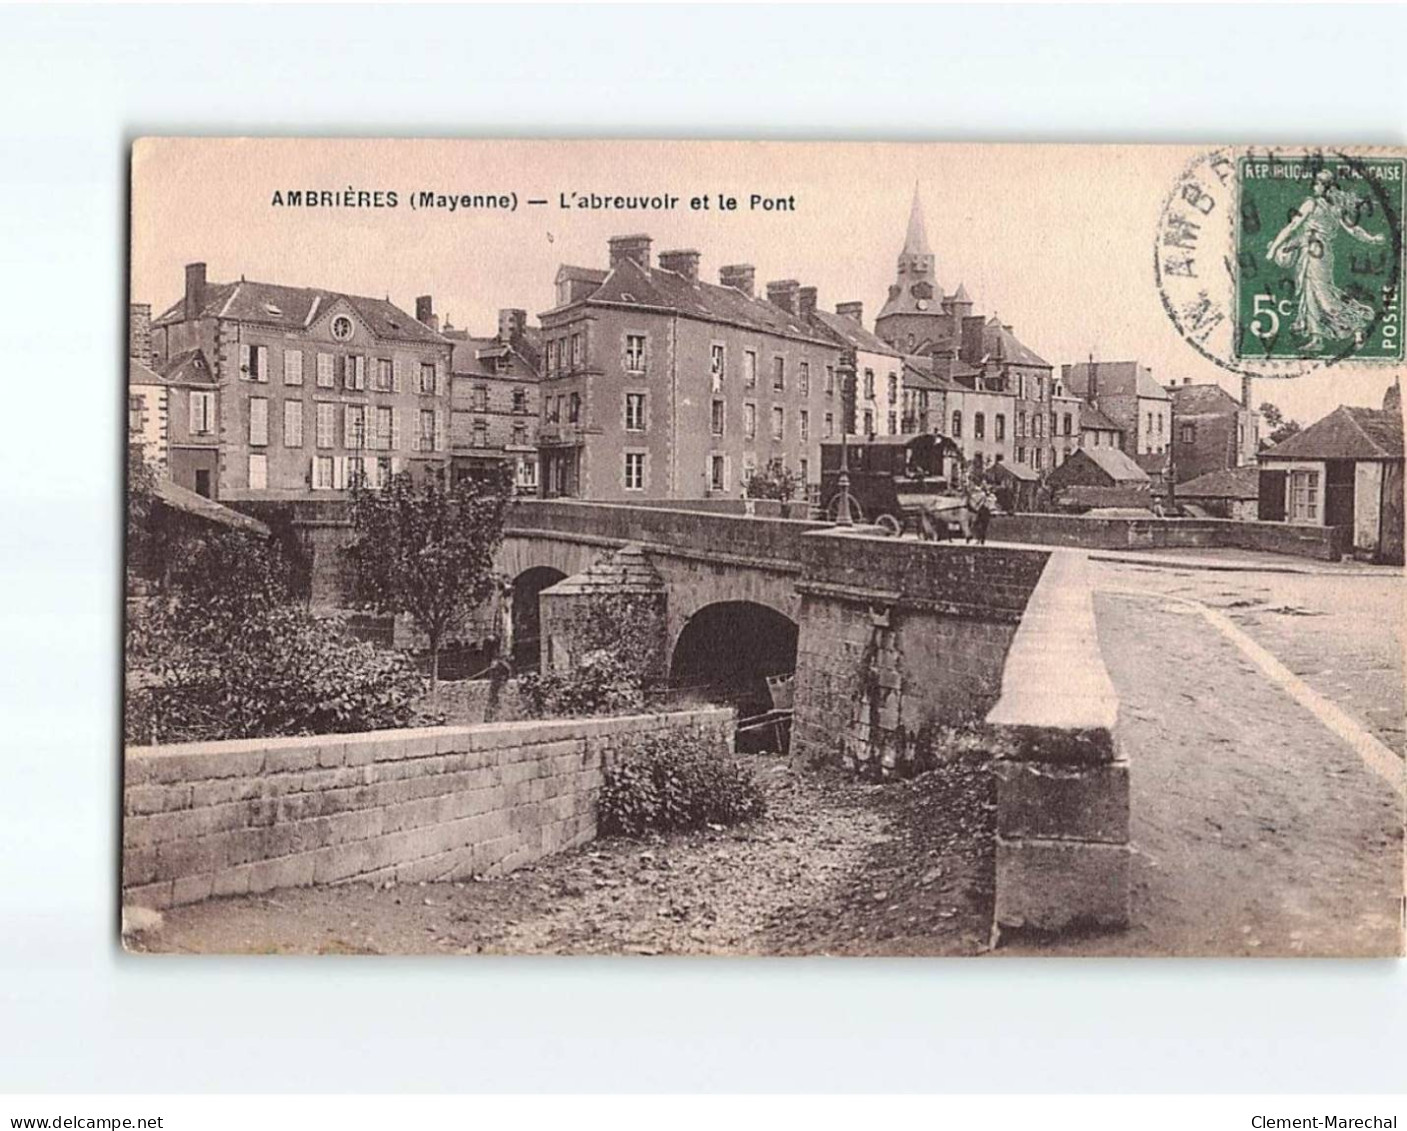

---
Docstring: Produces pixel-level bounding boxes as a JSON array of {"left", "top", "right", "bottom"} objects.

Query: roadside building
[
  {"left": 807, "top": 297, "right": 903, "bottom": 439},
  {"left": 442, "top": 303, "right": 542, "bottom": 493},
  {"left": 988, "top": 459, "right": 1040, "bottom": 512},
  {"left": 1175, "top": 466, "right": 1260, "bottom": 520},
  {"left": 1167, "top": 378, "right": 1259, "bottom": 484},
  {"left": 536, "top": 236, "right": 844, "bottom": 501},
  {"left": 147, "top": 263, "right": 452, "bottom": 499},
  {"left": 1062, "top": 359, "right": 1171, "bottom": 460},
  {"left": 129, "top": 302, "right": 221, "bottom": 496},
  {"left": 1079, "top": 403, "right": 1124, "bottom": 452},
  {"left": 1256, "top": 382, "right": 1404, "bottom": 564},
  {"left": 1046, "top": 445, "right": 1152, "bottom": 511},
  {"left": 1051, "top": 375, "right": 1083, "bottom": 468}
]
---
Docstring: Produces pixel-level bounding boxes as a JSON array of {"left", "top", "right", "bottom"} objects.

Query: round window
[{"left": 331, "top": 315, "right": 353, "bottom": 341}]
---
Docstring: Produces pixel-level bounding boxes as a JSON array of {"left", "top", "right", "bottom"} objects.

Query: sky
[{"left": 132, "top": 138, "right": 1405, "bottom": 425}]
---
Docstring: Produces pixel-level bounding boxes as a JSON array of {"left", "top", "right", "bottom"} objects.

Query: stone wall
[
  {"left": 123, "top": 707, "right": 733, "bottom": 910},
  {"left": 986, "top": 551, "right": 1128, "bottom": 938},
  {"left": 989, "top": 512, "right": 1347, "bottom": 561},
  {"left": 792, "top": 529, "right": 1050, "bottom": 774}
]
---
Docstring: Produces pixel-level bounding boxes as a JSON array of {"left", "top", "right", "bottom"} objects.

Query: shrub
[
  {"left": 517, "top": 648, "right": 647, "bottom": 719},
  {"left": 125, "top": 531, "right": 424, "bottom": 744},
  {"left": 598, "top": 732, "right": 766, "bottom": 838}
]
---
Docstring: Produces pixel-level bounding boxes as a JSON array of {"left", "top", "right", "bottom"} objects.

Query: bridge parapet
[
  {"left": 505, "top": 499, "right": 828, "bottom": 572},
  {"left": 986, "top": 550, "right": 1129, "bottom": 939}
]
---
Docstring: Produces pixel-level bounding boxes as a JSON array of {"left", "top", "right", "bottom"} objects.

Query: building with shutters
[
  {"left": 146, "top": 263, "right": 452, "bottom": 499},
  {"left": 439, "top": 302, "right": 543, "bottom": 493},
  {"left": 1256, "top": 382, "right": 1404, "bottom": 564},
  {"left": 1166, "top": 378, "right": 1259, "bottom": 484},
  {"left": 128, "top": 302, "right": 222, "bottom": 498},
  {"left": 536, "top": 235, "right": 844, "bottom": 501}
]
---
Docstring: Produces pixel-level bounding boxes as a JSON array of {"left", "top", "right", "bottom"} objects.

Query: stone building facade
[
  {"left": 1167, "top": 378, "right": 1259, "bottom": 484},
  {"left": 536, "top": 236, "right": 845, "bottom": 501},
  {"left": 440, "top": 301, "right": 542, "bottom": 493},
  {"left": 147, "top": 263, "right": 452, "bottom": 500},
  {"left": 128, "top": 303, "right": 221, "bottom": 496}
]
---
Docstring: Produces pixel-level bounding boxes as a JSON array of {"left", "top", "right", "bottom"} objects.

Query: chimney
[
  {"left": 1384, "top": 377, "right": 1401, "bottom": 416},
  {"left": 184, "top": 262, "right": 206, "bottom": 321},
  {"left": 129, "top": 303, "right": 152, "bottom": 365},
  {"left": 836, "top": 301, "right": 863, "bottom": 324},
  {"left": 657, "top": 249, "right": 701, "bottom": 282},
  {"left": 497, "top": 308, "right": 527, "bottom": 346},
  {"left": 1183, "top": 376, "right": 1192, "bottom": 386},
  {"left": 607, "top": 234, "right": 652, "bottom": 270},
  {"left": 415, "top": 295, "right": 439, "bottom": 332},
  {"left": 1241, "top": 374, "right": 1253, "bottom": 408},
  {"left": 797, "top": 286, "right": 818, "bottom": 319},
  {"left": 1087, "top": 357, "right": 1099, "bottom": 405},
  {"left": 719, "top": 264, "right": 755, "bottom": 296},
  {"left": 766, "top": 279, "right": 800, "bottom": 314}
]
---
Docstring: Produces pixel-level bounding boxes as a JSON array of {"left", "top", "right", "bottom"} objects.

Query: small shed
[
  {"left": 1047, "top": 446, "right": 1150, "bottom": 492},
  {"left": 987, "top": 459, "right": 1039, "bottom": 513},
  {"left": 1175, "top": 466, "right": 1259, "bottom": 520}
]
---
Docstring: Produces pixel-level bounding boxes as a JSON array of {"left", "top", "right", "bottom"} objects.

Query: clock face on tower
[{"left": 910, "top": 281, "right": 933, "bottom": 301}]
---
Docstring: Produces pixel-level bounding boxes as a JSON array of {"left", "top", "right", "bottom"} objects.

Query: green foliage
[
  {"left": 597, "top": 732, "right": 766, "bottom": 838},
  {"left": 518, "top": 649, "right": 646, "bottom": 719},
  {"left": 126, "top": 443, "right": 158, "bottom": 580},
  {"left": 744, "top": 459, "right": 802, "bottom": 502},
  {"left": 125, "top": 531, "right": 423, "bottom": 744},
  {"left": 1259, "top": 401, "right": 1301, "bottom": 449},
  {"left": 342, "top": 468, "right": 513, "bottom": 685}
]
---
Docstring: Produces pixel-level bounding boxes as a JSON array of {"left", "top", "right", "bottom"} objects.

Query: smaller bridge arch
[
  {"left": 669, "top": 600, "right": 799, "bottom": 726},
  {"left": 509, "top": 566, "right": 568, "bottom": 671}
]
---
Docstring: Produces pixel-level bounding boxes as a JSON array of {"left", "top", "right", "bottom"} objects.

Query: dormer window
[{"left": 263, "top": 302, "right": 283, "bottom": 316}]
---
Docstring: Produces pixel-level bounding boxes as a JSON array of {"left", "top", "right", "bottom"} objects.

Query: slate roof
[
  {"left": 1177, "top": 466, "right": 1260, "bottom": 500},
  {"left": 559, "top": 256, "right": 835, "bottom": 347},
  {"left": 1079, "top": 404, "right": 1123, "bottom": 433},
  {"left": 1080, "top": 445, "right": 1151, "bottom": 483},
  {"left": 544, "top": 543, "right": 664, "bottom": 596},
  {"left": 901, "top": 354, "right": 970, "bottom": 391},
  {"left": 130, "top": 350, "right": 217, "bottom": 388},
  {"left": 991, "top": 460, "right": 1039, "bottom": 482},
  {"left": 153, "top": 279, "right": 446, "bottom": 345},
  {"left": 980, "top": 318, "right": 1051, "bottom": 369},
  {"left": 1169, "top": 382, "right": 1243, "bottom": 416},
  {"left": 1063, "top": 361, "right": 1170, "bottom": 401},
  {"left": 151, "top": 479, "right": 271, "bottom": 536},
  {"left": 1260, "top": 404, "right": 1404, "bottom": 461},
  {"left": 810, "top": 309, "right": 902, "bottom": 357},
  {"left": 443, "top": 332, "right": 539, "bottom": 380}
]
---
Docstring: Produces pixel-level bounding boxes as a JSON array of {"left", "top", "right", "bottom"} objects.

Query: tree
[
  {"left": 1258, "top": 401, "right": 1301, "bottom": 449},
  {"left": 342, "top": 468, "right": 513, "bottom": 694}
]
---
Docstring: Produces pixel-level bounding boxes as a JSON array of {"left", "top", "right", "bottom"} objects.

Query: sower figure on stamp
[{"left": 1266, "top": 168, "right": 1387, "bottom": 351}]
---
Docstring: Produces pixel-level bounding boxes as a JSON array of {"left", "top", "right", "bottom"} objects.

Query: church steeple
[
  {"left": 897, "top": 183, "right": 936, "bottom": 281},
  {"left": 903, "top": 182, "right": 932, "bottom": 259}
]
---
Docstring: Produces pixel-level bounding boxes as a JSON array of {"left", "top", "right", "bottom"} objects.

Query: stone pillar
[{"left": 986, "top": 551, "right": 1130, "bottom": 939}]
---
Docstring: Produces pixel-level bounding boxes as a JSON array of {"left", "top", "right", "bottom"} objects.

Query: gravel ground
[{"left": 144, "top": 749, "right": 996, "bottom": 958}]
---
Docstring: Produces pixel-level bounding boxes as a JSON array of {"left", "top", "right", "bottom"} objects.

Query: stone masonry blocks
[
  {"left": 123, "top": 707, "right": 733, "bottom": 910},
  {"left": 993, "top": 839, "right": 1131, "bottom": 933}
]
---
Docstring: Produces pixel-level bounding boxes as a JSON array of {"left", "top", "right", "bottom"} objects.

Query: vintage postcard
[{"left": 123, "top": 139, "right": 1405, "bottom": 957}]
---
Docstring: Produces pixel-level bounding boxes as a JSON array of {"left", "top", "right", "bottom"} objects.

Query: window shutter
[
  {"left": 391, "top": 407, "right": 402, "bottom": 452},
  {"left": 434, "top": 408, "right": 445, "bottom": 453},
  {"left": 392, "top": 356, "right": 404, "bottom": 393},
  {"left": 257, "top": 346, "right": 270, "bottom": 382},
  {"left": 342, "top": 355, "right": 353, "bottom": 390},
  {"left": 391, "top": 457, "right": 403, "bottom": 476},
  {"left": 239, "top": 343, "right": 251, "bottom": 379},
  {"left": 333, "top": 456, "right": 346, "bottom": 490},
  {"left": 362, "top": 456, "right": 375, "bottom": 483},
  {"left": 188, "top": 393, "right": 200, "bottom": 434},
  {"left": 343, "top": 406, "right": 356, "bottom": 448}
]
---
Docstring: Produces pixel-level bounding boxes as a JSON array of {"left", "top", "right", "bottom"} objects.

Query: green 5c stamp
[
  {"left": 1236, "top": 153, "right": 1403, "bottom": 362},
  {"left": 1155, "top": 146, "right": 1404, "bottom": 379}
]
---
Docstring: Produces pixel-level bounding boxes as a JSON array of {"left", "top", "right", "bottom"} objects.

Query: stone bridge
[{"left": 288, "top": 497, "right": 1128, "bottom": 936}]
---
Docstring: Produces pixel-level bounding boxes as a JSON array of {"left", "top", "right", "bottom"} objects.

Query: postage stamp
[{"left": 1155, "top": 146, "right": 1404, "bottom": 379}]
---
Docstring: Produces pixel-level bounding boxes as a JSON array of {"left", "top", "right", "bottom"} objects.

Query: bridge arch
[
  {"left": 510, "top": 566, "right": 567, "bottom": 671},
  {"left": 669, "top": 600, "right": 799, "bottom": 723}
]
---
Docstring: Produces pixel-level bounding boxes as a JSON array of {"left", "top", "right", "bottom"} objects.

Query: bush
[
  {"left": 598, "top": 732, "right": 766, "bottom": 838},
  {"left": 125, "top": 531, "right": 424, "bottom": 744},
  {"left": 517, "top": 649, "right": 647, "bottom": 719}
]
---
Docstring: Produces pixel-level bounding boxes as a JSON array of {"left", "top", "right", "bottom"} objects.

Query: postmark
[{"left": 1154, "top": 146, "right": 1403, "bottom": 379}]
